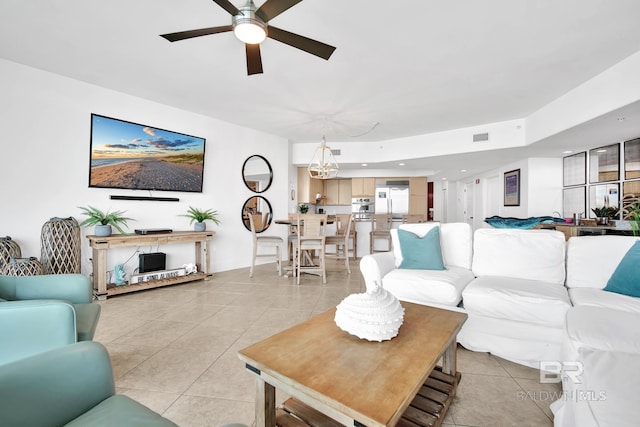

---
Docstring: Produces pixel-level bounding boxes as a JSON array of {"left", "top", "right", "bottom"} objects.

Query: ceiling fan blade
[
  {"left": 246, "top": 43, "right": 264, "bottom": 75},
  {"left": 211, "top": 0, "right": 240, "bottom": 16},
  {"left": 255, "top": 0, "right": 302, "bottom": 22},
  {"left": 160, "top": 25, "right": 232, "bottom": 42},
  {"left": 267, "top": 26, "right": 336, "bottom": 60}
]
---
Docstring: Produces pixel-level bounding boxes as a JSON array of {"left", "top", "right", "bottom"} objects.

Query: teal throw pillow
[
  {"left": 398, "top": 227, "right": 446, "bottom": 270},
  {"left": 604, "top": 240, "right": 640, "bottom": 298}
]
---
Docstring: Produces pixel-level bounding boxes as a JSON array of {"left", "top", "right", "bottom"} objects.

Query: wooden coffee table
[{"left": 238, "top": 302, "right": 467, "bottom": 427}]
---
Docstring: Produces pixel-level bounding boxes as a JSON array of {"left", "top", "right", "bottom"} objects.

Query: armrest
[
  {"left": 1, "top": 274, "right": 93, "bottom": 304},
  {"left": 0, "top": 341, "right": 115, "bottom": 427},
  {"left": 566, "top": 306, "right": 640, "bottom": 356},
  {"left": 360, "top": 252, "right": 396, "bottom": 291},
  {"left": 0, "top": 300, "right": 77, "bottom": 365}
]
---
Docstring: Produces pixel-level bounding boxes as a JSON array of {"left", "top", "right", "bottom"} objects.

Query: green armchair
[
  {"left": 0, "top": 341, "right": 178, "bottom": 426},
  {"left": 0, "top": 274, "right": 101, "bottom": 365}
]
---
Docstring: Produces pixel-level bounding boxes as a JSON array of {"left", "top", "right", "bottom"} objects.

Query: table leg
[
  {"left": 441, "top": 339, "right": 457, "bottom": 376},
  {"left": 255, "top": 376, "right": 276, "bottom": 427},
  {"left": 93, "top": 246, "right": 108, "bottom": 300}
]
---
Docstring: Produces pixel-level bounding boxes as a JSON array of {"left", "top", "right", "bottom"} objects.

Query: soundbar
[
  {"left": 135, "top": 229, "right": 173, "bottom": 235},
  {"left": 110, "top": 195, "right": 180, "bottom": 202}
]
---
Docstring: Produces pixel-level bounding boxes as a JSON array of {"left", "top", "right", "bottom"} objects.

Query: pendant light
[{"left": 308, "top": 136, "right": 339, "bottom": 179}]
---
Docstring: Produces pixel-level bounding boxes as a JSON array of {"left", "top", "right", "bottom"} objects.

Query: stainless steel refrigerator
[{"left": 374, "top": 180, "right": 409, "bottom": 219}]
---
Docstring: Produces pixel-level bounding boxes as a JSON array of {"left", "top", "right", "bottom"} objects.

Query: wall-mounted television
[{"left": 89, "top": 114, "right": 205, "bottom": 193}]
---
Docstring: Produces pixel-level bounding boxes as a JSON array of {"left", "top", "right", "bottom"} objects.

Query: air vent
[
  {"left": 330, "top": 149, "right": 341, "bottom": 156},
  {"left": 473, "top": 132, "right": 489, "bottom": 142}
]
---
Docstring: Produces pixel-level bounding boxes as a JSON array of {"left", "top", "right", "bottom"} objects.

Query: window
[
  {"left": 589, "top": 143, "right": 620, "bottom": 183},
  {"left": 563, "top": 152, "right": 586, "bottom": 186}
]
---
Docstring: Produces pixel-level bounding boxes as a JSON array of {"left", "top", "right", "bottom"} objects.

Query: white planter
[{"left": 194, "top": 222, "right": 206, "bottom": 232}]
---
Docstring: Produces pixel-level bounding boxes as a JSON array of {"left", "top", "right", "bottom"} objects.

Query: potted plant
[
  {"left": 626, "top": 201, "right": 640, "bottom": 237},
  {"left": 181, "top": 206, "right": 220, "bottom": 231},
  {"left": 78, "top": 206, "right": 133, "bottom": 236},
  {"left": 591, "top": 206, "right": 619, "bottom": 225},
  {"left": 298, "top": 203, "right": 309, "bottom": 214}
]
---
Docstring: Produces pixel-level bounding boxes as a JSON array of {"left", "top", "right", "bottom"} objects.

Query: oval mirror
[
  {"left": 242, "top": 155, "right": 273, "bottom": 193},
  {"left": 242, "top": 196, "right": 273, "bottom": 233}
]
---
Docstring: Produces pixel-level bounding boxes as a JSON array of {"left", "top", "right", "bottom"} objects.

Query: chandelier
[{"left": 307, "top": 136, "right": 339, "bottom": 179}]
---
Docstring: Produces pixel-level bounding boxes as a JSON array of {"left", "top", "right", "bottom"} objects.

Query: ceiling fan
[{"left": 160, "top": 0, "right": 336, "bottom": 75}]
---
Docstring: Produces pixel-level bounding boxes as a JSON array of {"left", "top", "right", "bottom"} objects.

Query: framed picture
[{"left": 504, "top": 169, "right": 520, "bottom": 206}]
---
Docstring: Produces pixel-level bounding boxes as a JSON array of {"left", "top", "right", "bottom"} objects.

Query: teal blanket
[{"left": 484, "top": 216, "right": 566, "bottom": 229}]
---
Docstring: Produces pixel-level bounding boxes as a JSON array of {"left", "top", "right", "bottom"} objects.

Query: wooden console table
[{"left": 86, "top": 231, "right": 214, "bottom": 300}]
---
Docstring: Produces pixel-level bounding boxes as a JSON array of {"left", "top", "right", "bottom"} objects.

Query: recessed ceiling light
[
  {"left": 399, "top": 163, "right": 405, "bottom": 166},
  {"left": 361, "top": 163, "right": 368, "bottom": 167},
  {"left": 562, "top": 150, "right": 573, "bottom": 154},
  {"left": 617, "top": 117, "right": 625, "bottom": 122},
  {"left": 441, "top": 177, "right": 447, "bottom": 180},
  {"left": 460, "top": 169, "right": 467, "bottom": 173}
]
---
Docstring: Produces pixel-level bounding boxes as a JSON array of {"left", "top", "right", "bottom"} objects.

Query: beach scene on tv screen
[{"left": 89, "top": 115, "right": 205, "bottom": 192}]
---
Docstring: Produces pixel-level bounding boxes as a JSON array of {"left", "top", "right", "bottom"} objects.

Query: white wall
[
  {"left": 292, "top": 119, "right": 526, "bottom": 177},
  {"left": 527, "top": 158, "right": 563, "bottom": 217},
  {"left": 527, "top": 50, "right": 640, "bottom": 144},
  {"left": 440, "top": 157, "right": 562, "bottom": 229},
  {"left": 0, "top": 59, "right": 289, "bottom": 280}
]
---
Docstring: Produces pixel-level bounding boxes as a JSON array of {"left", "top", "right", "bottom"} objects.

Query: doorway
[{"left": 464, "top": 182, "right": 474, "bottom": 227}]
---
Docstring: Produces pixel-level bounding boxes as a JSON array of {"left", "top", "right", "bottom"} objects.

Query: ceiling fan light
[{"left": 234, "top": 22, "right": 266, "bottom": 44}]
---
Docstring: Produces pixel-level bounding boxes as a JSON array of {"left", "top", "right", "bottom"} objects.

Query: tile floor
[{"left": 94, "top": 258, "right": 561, "bottom": 427}]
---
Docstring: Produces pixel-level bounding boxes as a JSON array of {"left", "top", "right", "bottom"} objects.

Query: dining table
[{"left": 274, "top": 216, "right": 335, "bottom": 277}]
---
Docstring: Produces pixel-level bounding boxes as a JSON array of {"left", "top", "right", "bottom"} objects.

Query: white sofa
[
  {"left": 457, "top": 228, "right": 571, "bottom": 368},
  {"left": 359, "top": 222, "right": 474, "bottom": 308},
  {"left": 360, "top": 227, "right": 640, "bottom": 427},
  {"left": 550, "top": 235, "right": 640, "bottom": 427}
]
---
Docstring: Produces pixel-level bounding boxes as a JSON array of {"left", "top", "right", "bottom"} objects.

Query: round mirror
[
  {"left": 242, "top": 155, "right": 273, "bottom": 193},
  {"left": 242, "top": 196, "right": 273, "bottom": 233}
]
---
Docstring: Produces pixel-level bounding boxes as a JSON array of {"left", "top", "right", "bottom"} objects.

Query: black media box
[{"left": 139, "top": 252, "right": 166, "bottom": 273}]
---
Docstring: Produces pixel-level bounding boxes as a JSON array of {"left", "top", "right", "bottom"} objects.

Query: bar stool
[
  {"left": 325, "top": 213, "right": 353, "bottom": 274},
  {"left": 369, "top": 214, "right": 393, "bottom": 253},
  {"left": 248, "top": 214, "right": 283, "bottom": 278},
  {"left": 401, "top": 214, "right": 425, "bottom": 224}
]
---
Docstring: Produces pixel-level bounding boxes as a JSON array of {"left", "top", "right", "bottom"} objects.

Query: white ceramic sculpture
[
  {"left": 182, "top": 263, "right": 197, "bottom": 275},
  {"left": 334, "top": 279, "right": 405, "bottom": 342}
]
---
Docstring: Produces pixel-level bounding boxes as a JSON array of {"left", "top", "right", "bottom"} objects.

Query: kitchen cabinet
[
  {"left": 409, "top": 177, "right": 428, "bottom": 216},
  {"left": 351, "top": 178, "right": 376, "bottom": 197},
  {"left": 324, "top": 179, "right": 352, "bottom": 205},
  {"left": 297, "top": 167, "right": 324, "bottom": 204}
]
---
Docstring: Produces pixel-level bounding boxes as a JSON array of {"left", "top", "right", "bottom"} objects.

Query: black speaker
[{"left": 139, "top": 252, "right": 166, "bottom": 273}]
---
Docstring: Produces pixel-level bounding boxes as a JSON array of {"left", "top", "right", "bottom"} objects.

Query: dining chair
[
  {"left": 325, "top": 213, "right": 353, "bottom": 274},
  {"left": 293, "top": 214, "right": 327, "bottom": 285},
  {"left": 401, "top": 214, "right": 425, "bottom": 224},
  {"left": 369, "top": 214, "right": 393, "bottom": 253},
  {"left": 286, "top": 213, "right": 298, "bottom": 261},
  {"left": 248, "top": 214, "right": 283, "bottom": 278},
  {"left": 334, "top": 213, "right": 357, "bottom": 259}
]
